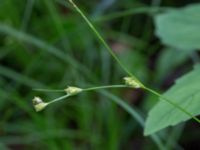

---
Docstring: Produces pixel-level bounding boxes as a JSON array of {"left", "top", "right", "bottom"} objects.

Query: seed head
[
  {"left": 123, "top": 77, "right": 142, "bottom": 88},
  {"left": 64, "top": 86, "right": 83, "bottom": 95},
  {"left": 32, "top": 97, "right": 48, "bottom": 112}
]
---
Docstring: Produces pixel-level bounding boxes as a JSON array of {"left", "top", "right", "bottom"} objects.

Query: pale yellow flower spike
[
  {"left": 32, "top": 97, "right": 48, "bottom": 112},
  {"left": 64, "top": 86, "right": 83, "bottom": 96},
  {"left": 123, "top": 77, "right": 142, "bottom": 88}
]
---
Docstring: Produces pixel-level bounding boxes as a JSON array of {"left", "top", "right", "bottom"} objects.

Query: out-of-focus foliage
[
  {"left": 0, "top": 0, "right": 200, "bottom": 149},
  {"left": 145, "top": 3, "right": 200, "bottom": 135},
  {"left": 145, "top": 65, "right": 200, "bottom": 135},
  {"left": 155, "top": 4, "right": 200, "bottom": 50}
]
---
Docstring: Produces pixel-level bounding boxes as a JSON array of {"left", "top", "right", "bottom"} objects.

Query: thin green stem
[
  {"left": 83, "top": 85, "right": 128, "bottom": 91},
  {"left": 33, "top": 89, "right": 65, "bottom": 92},
  {"left": 34, "top": 85, "right": 129, "bottom": 105},
  {"left": 34, "top": 85, "right": 128, "bottom": 93},
  {"left": 144, "top": 87, "right": 200, "bottom": 123},
  {"left": 50, "top": 0, "right": 199, "bottom": 129},
  {"left": 41, "top": 84, "right": 200, "bottom": 124},
  {"left": 48, "top": 94, "right": 70, "bottom": 104},
  {"left": 68, "top": 0, "right": 141, "bottom": 82},
  {"left": 42, "top": 85, "right": 129, "bottom": 107}
]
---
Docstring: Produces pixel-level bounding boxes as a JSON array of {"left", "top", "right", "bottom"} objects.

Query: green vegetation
[{"left": 0, "top": 0, "right": 200, "bottom": 149}]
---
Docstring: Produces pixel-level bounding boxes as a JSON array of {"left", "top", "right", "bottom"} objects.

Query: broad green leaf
[
  {"left": 145, "top": 65, "right": 200, "bottom": 135},
  {"left": 155, "top": 4, "right": 200, "bottom": 50}
]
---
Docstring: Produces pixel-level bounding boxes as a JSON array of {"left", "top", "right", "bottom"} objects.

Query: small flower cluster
[
  {"left": 32, "top": 77, "right": 142, "bottom": 112},
  {"left": 123, "top": 77, "right": 142, "bottom": 88},
  {"left": 64, "top": 86, "right": 82, "bottom": 95},
  {"left": 33, "top": 86, "right": 83, "bottom": 112},
  {"left": 32, "top": 97, "right": 48, "bottom": 112}
]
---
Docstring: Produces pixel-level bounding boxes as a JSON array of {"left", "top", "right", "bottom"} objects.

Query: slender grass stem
[
  {"left": 33, "top": 89, "right": 65, "bottom": 92},
  {"left": 83, "top": 85, "right": 128, "bottom": 91},
  {"left": 67, "top": 0, "right": 200, "bottom": 125},
  {"left": 42, "top": 84, "right": 200, "bottom": 124},
  {"left": 68, "top": 0, "right": 140, "bottom": 82},
  {"left": 48, "top": 94, "right": 70, "bottom": 104},
  {"left": 33, "top": 85, "right": 128, "bottom": 93},
  {"left": 144, "top": 87, "right": 200, "bottom": 123},
  {"left": 34, "top": 85, "right": 129, "bottom": 105}
]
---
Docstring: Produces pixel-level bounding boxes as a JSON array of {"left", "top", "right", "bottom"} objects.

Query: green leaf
[
  {"left": 145, "top": 65, "right": 200, "bottom": 135},
  {"left": 155, "top": 4, "right": 200, "bottom": 50}
]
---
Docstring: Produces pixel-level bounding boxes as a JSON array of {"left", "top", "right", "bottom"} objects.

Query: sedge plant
[{"left": 32, "top": 0, "right": 200, "bottom": 131}]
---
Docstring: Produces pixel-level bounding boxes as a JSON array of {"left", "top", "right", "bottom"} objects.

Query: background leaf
[
  {"left": 155, "top": 48, "right": 190, "bottom": 83},
  {"left": 155, "top": 4, "right": 200, "bottom": 50},
  {"left": 145, "top": 65, "right": 200, "bottom": 135}
]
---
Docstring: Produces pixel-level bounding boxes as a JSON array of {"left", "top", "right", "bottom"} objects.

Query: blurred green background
[{"left": 0, "top": 0, "right": 200, "bottom": 149}]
